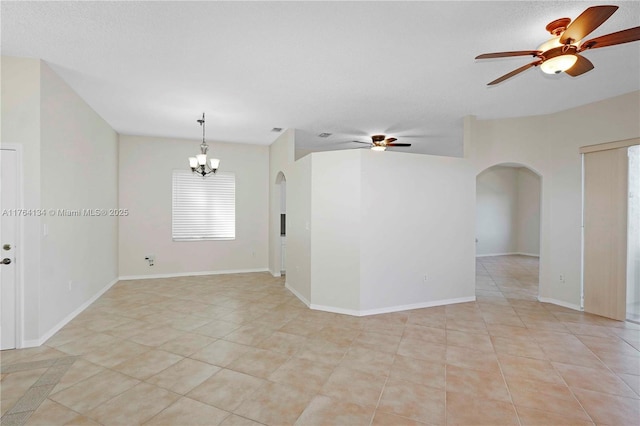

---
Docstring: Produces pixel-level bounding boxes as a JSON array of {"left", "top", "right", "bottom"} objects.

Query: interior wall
[
  {"left": 310, "top": 150, "right": 362, "bottom": 312},
  {"left": 476, "top": 166, "right": 519, "bottom": 256},
  {"left": 280, "top": 181, "right": 286, "bottom": 214},
  {"left": 1, "top": 56, "right": 42, "bottom": 342},
  {"left": 516, "top": 167, "right": 541, "bottom": 256},
  {"left": 39, "top": 62, "right": 119, "bottom": 335},
  {"left": 1, "top": 57, "right": 120, "bottom": 345},
  {"left": 287, "top": 154, "right": 312, "bottom": 303},
  {"left": 627, "top": 145, "right": 640, "bottom": 317},
  {"left": 118, "top": 135, "right": 269, "bottom": 277},
  {"left": 359, "top": 151, "right": 475, "bottom": 312},
  {"left": 469, "top": 90, "right": 640, "bottom": 308},
  {"left": 283, "top": 147, "right": 475, "bottom": 314}
]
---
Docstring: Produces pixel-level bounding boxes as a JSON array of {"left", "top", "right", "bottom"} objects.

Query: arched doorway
[
  {"left": 276, "top": 172, "right": 287, "bottom": 275},
  {"left": 475, "top": 163, "right": 542, "bottom": 302}
]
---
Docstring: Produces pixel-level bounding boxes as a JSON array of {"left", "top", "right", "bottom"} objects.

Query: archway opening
[{"left": 475, "top": 163, "right": 542, "bottom": 303}]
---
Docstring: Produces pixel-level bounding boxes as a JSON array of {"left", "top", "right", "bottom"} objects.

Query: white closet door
[{"left": 583, "top": 147, "right": 628, "bottom": 321}]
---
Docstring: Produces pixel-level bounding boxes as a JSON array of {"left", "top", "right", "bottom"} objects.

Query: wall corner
[{"left": 463, "top": 115, "right": 476, "bottom": 160}]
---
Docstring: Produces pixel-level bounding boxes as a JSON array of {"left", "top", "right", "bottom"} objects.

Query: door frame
[{"left": 1, "top": 143, "right": 25, "bottom": 348}]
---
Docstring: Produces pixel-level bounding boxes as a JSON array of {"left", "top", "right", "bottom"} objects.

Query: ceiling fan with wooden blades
[
  {"left": 475, "top": 5, "right": 640, "bottom": 85},
  {"left": 351, "top": 134, "right": 412, "bottom": 151}
]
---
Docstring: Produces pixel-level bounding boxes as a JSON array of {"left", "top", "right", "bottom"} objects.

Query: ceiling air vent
[
  {"left": 318, "top": 133, "right": 332, "bottom": 138},
  {"left": 271, "top": 127, "right": 283, "bottom": 133}
]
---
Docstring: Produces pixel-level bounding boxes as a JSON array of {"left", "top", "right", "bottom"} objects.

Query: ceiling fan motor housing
[{"left": 546, "top": 17, "right": 572, "bottom": 36}]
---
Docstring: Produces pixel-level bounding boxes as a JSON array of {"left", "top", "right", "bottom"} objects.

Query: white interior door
[{"left": 1, "top": 148, "right": 18, "bottom": 349}]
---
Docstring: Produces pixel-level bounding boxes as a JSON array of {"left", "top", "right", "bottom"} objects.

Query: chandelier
[{"left": 188, "top": 113, "right": 220, "bottom": 176}]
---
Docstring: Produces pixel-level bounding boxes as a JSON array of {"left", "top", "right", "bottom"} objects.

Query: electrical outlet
[
  {"left": 423, "top": 274, "right": 428, "bottom": 282},
  {"left": 559, "top": 274, "right": 565, "bottom": 283},
  {"left": 144, "top": 254, "right": 155, "bottom": 266}
]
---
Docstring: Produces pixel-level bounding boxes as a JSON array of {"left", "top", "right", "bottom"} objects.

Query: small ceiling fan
[
  {"left": 475, "top": 5, "right": 640, "bottom": 85},
  {"left": 351, "top": 134, "right": 411, "bottom": 151}
]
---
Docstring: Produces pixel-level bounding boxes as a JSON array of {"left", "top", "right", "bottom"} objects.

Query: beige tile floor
[{"left": 1, "top": 255, "right": 639, "bottom": 425}]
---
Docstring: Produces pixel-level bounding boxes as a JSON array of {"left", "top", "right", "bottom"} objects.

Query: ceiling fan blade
[
  {"left": 487, "top": 60, "right": 542, "bottom": 85},
  {"left": 580, "top": 26, "right": 640, "bottom": 50},
  {"left": 385, "top": 138, "right": 398, "bottom": 144},
  {"left": 350, "top": 140, "right": 372, "bottom": 145},
  {"left": 565, "top": 55, "right": 594, "bottom": 77},
  {"left": 476, "top": 51, "right": 540, "bottom": 59},
  {"left": 391, "top": 134, "right": 430, "bottom": 138},
  {"left": 560, "top": 5, "right": 618, "bottom": 44},
  {"left": 386, "top": 143, "right": 412, "bottom": 147}
]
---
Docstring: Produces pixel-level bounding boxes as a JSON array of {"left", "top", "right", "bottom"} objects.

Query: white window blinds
[{"left": 172, "top": 170, "right": 235, "bottom": 241}]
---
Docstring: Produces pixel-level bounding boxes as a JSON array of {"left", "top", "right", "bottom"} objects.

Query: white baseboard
[
  {"left": 476, "top": 252, "right": 516, "bottom": 257},
  {"left": 309, "top": 304, "right": 360, "bottom": 316},
  {"left": 537, "top": 296, "right": 582, "bottom": 311},
  {"left": 358, "top": 296, "right": 477, "bottom": 316},
  {"left": 270, "top": 269, "right": 281, "bottom": 278},
  {"left": 285, "top": 282, "right": 310, "bottom": 307},
  {"left": 476, "top": 252, "right": 539, "bottom": 258},
  {"left": 119, "top": 268, "right": 269, "bottom": 281},
  {"left": 22, "top": 277, "right": 120, "bottom": 348},
  {"left": 21, "top": 339, "right": 43, "bottom": 348},
  {"left": 309, "top": 296, "right": 477, "bottom": 317}
]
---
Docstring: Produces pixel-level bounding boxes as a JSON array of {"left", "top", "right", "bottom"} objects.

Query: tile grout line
[
  {"left": 443, "top": 302, "right": 448, "bottom": 426},
  {"left": 544, "top": 321, "right": 638, "bottom": 424},
  {"left": 487, "top": 255, "right": 601, "bottom": 425},
  {"left": 0, "top": 356, "right": 77, "bottom": 426},
  {"left": 367, "top": 324, "right": 400, "bottom": 426},
  {"left": 482, "top": 256, "right": 530, "bottom": 426}
]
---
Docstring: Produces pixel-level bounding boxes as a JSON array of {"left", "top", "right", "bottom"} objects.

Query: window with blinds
[{"left": 172, "top": 170, "right": 235, "bottom": 241}]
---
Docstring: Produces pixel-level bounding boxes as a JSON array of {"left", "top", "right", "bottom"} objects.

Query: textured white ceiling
[{"left": 2, "top": 1, "right": 639, "bottom": 157}]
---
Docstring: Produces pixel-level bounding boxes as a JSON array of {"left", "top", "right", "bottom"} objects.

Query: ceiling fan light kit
[
  {"left": 536, "top": 35, "right": 579, "bottom": 74},
  {"left": 540, "top": 55, "right": 577, "bottom": 74},
  {"left": 539, "top": 46, "right": 579, "bottom": 74},
  {"left": 475, "top": 5, "right": 640, "bottom": 85}
]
